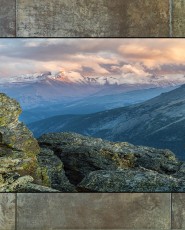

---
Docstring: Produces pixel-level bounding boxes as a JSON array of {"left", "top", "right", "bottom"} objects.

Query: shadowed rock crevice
[
  {"left": 38, "top": 132, "right": 136, "bottom": 186},
  {"left": 0, "top": 132, "right": 2, "bottom": 142},
  {"left": 36, "top": 148, "right": 76, "bottom": 191}
]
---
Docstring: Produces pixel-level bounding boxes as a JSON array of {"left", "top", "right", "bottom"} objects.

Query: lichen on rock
[
  {"left": 0, "top": 93, "right": 40, "bottom": 182},
  {"left": 38, "top": 132, "right": 137, "bottom": 185},
  {"left": 0, "top": 93, "right": 77, "bottom": 192}
]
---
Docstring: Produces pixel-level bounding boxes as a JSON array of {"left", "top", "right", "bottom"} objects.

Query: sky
[{"left": 1, "top": 38, "right": 185, "bottom": 83}]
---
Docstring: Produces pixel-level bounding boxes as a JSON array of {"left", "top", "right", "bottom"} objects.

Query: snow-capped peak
[
  {"left": 0, "top": 70, "right": 88, "bottom": 85},
  {"left": 1, "top": 70, "right": 185, "bottom": 88},
  {"left": 0, "top": 71, "right": 53, "bottom": 84}
]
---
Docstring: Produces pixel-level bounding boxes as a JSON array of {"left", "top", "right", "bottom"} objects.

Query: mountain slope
[
  {"left": 29, "top": 84, "right": 185, "bottom": 160},
  {"left": 21, "top": 86, "right": 176, "bottom": 123}
]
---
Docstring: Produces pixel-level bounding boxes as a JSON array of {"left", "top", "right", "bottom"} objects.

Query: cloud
[
  {"left": 118, "top": 39, "right": 185, "bottom": 68},
  {"left": 1, "top": 38, "right": 185, "bottom": 83},
  {"left": 121, "top": 63, "right": 150, "bottom": 77}
]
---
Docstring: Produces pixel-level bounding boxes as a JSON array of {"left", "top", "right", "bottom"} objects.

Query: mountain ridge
[
  {"left": 0, "top": 70, "right": 184, "bottom": 110},
  {"left": 29, "top": 84, "right": 185, "bottom": 160},
  {"left": 1, "top": 70, "right": 185, "bottom": 87},
  {"left": 20, "top": 86, "right": 176, "bottom": 123}
]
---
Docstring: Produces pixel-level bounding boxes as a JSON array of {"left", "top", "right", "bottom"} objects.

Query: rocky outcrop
[
  {"left": 38, "top": 132, "right": 135, "bottom": 185},
  {"left": 0, "top": 93, "right": 40, "bottom": 182},
  {"left": 0, "top": 173, "right": 58, "bottom": 192},
  {"left": 77, "top": 169, "right": 185, "bottom": 192},
  {"left": 39, "top": 132, "right": 185, "bottom": 192},
  {"left": 2, "top": 92, "right": 185, "bottom": 192},
  {"left": 0, "top": 93, "right": 75, "bottom": 192}
]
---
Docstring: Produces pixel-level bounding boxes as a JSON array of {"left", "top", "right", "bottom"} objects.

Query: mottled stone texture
[
  {"left": 16, "top": 0, "right": 169, "bottom": 37},
  {"left": 0, "top": 0, "right": 15, "bottom": 37},
  {"left": 17, "top": 193, "right": 171, "bottom": 229},
  {"left": 172, "top": 193, "right": 185, "bottom": 229},
  {"left": 2, "top": 0, "right": 185, "bottom": 37},
  {"left": 172, "top": 0, "right": 185, "bottom": 37},
  {"left": 0, "top": 194, "right": 15, "bottom": 230}
]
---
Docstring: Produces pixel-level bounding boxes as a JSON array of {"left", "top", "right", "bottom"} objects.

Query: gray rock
[
  {"left": 38, "top": 132, "right": 136, "bottom": 185},
  {"left": 0, "top": 93, "right": 40, "bottom": 183},
  {"left": 37, "top": 148, "right": 76, "bottom": 192},
  {"left": 38, "top": 132, "right": 181, "bottom": 185},
  {"left": 134, "top": 147, "right": 180, "bottom": 174},
  {"left": 0, "top": 174, "right": 34, "bottom": 192},
  {"left": 77, "top": 168, "right": 185, "bottom": 192},
  {"left": 18, "top": 183, "right": 59, "bottom": 192},
  {"left": 173, "top": 162, "right": 185, "bottom": 179},
  {"left": 0, "top": 173, "right": 59, "bottom": 192}
]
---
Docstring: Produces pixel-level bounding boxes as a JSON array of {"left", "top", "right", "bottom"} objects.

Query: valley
[{"left": 28, "top": 84, "right": 185, "bottom": 161}]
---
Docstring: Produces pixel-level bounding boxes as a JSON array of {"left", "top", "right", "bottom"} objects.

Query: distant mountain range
[
  {"left": 0, "top": 71, "right": 184, "bottom": 109},
  {"left": 1, "top": 70, "right": 185, "bottom": 86},
  {"left": 2, "top": 70, "right": 185, "bottom": 160},
  {"left": 20, "top": 86, "right": 177, "bottom": 123},
  {"left": 28, "top": 84, "right": 185, "bottom": 160}
]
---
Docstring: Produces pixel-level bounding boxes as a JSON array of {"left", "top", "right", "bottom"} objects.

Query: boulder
[
  {"left": 0, "top": 173, "right": 59, "bottom": 192},
  {"left": 38, "top": 132, "right": 136, "bottom": 185},
  {"left": 0, "top": 93, "right": 76, "bottom": 192},
  {"left": 38, "top": 132, "right": 181, "bottom": 186},
  {"left": 0, "top": 93, "right": 40, "bottom": 183},
  {"left": 77, "top": 168, "right": 185, "bottom": 192}
]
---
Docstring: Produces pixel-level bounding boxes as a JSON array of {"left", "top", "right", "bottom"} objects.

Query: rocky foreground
[{"left": 1, "top": 93, "right": 185, "bottom": 192}]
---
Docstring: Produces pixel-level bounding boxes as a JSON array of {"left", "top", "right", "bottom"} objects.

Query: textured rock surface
[
  {"left": 0, "top": 93, "right": 40, "bottom": 183},
  {"left": 17, "top": 193, "right": 171, "bottom": 229},
  {"left": 172, "top": 193, "right": 185, "bottom": 229},
  {"left": 0, "top": 0, "right": 15, "bottom": 37},
  {"left": 0, "top": 173, "right": 59, "bottom": 192},
  {"left": 37, "top": 148, "right": 76, "bottom": 191},
  {"left": 0, "top": 174, "right": 34, "bottom": 192},
  {"left": 16, "top": 0, "right": 169, "bottom": 37},
  {"left": 78, "top": 168, "right": 185, "bottom": 192},
  {"left": 38, "top": 132, "right": 136, "bottom": 185},
  {"left": 18, "top": 183, "right": 59, "bottom": 192},
  {"left": 39, "top": 132, "right": 185, "bottom": 192},
  {"left": 0, "top": 194, "right": 15, "bottom": 229},
  {"left": 0, "top": 93, "right": 75, "bottom": 192},
  {"left": 172, "top": 0, "right": 185, "bottom": 37},
  {"left": 1, "top": 0, "right": 185, "bottom": 38}
]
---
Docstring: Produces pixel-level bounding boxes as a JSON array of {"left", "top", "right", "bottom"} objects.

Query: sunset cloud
[
  {"left": 121, "top": 63, "right": 150, "bottom": 77},
  {"left": 1, "top": 39, "right": 185, "bottom": 83}
]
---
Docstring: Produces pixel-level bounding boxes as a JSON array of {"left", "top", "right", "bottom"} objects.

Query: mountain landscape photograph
[{"left": 1, "top": 38, "right": 185, "bottom": 192}]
